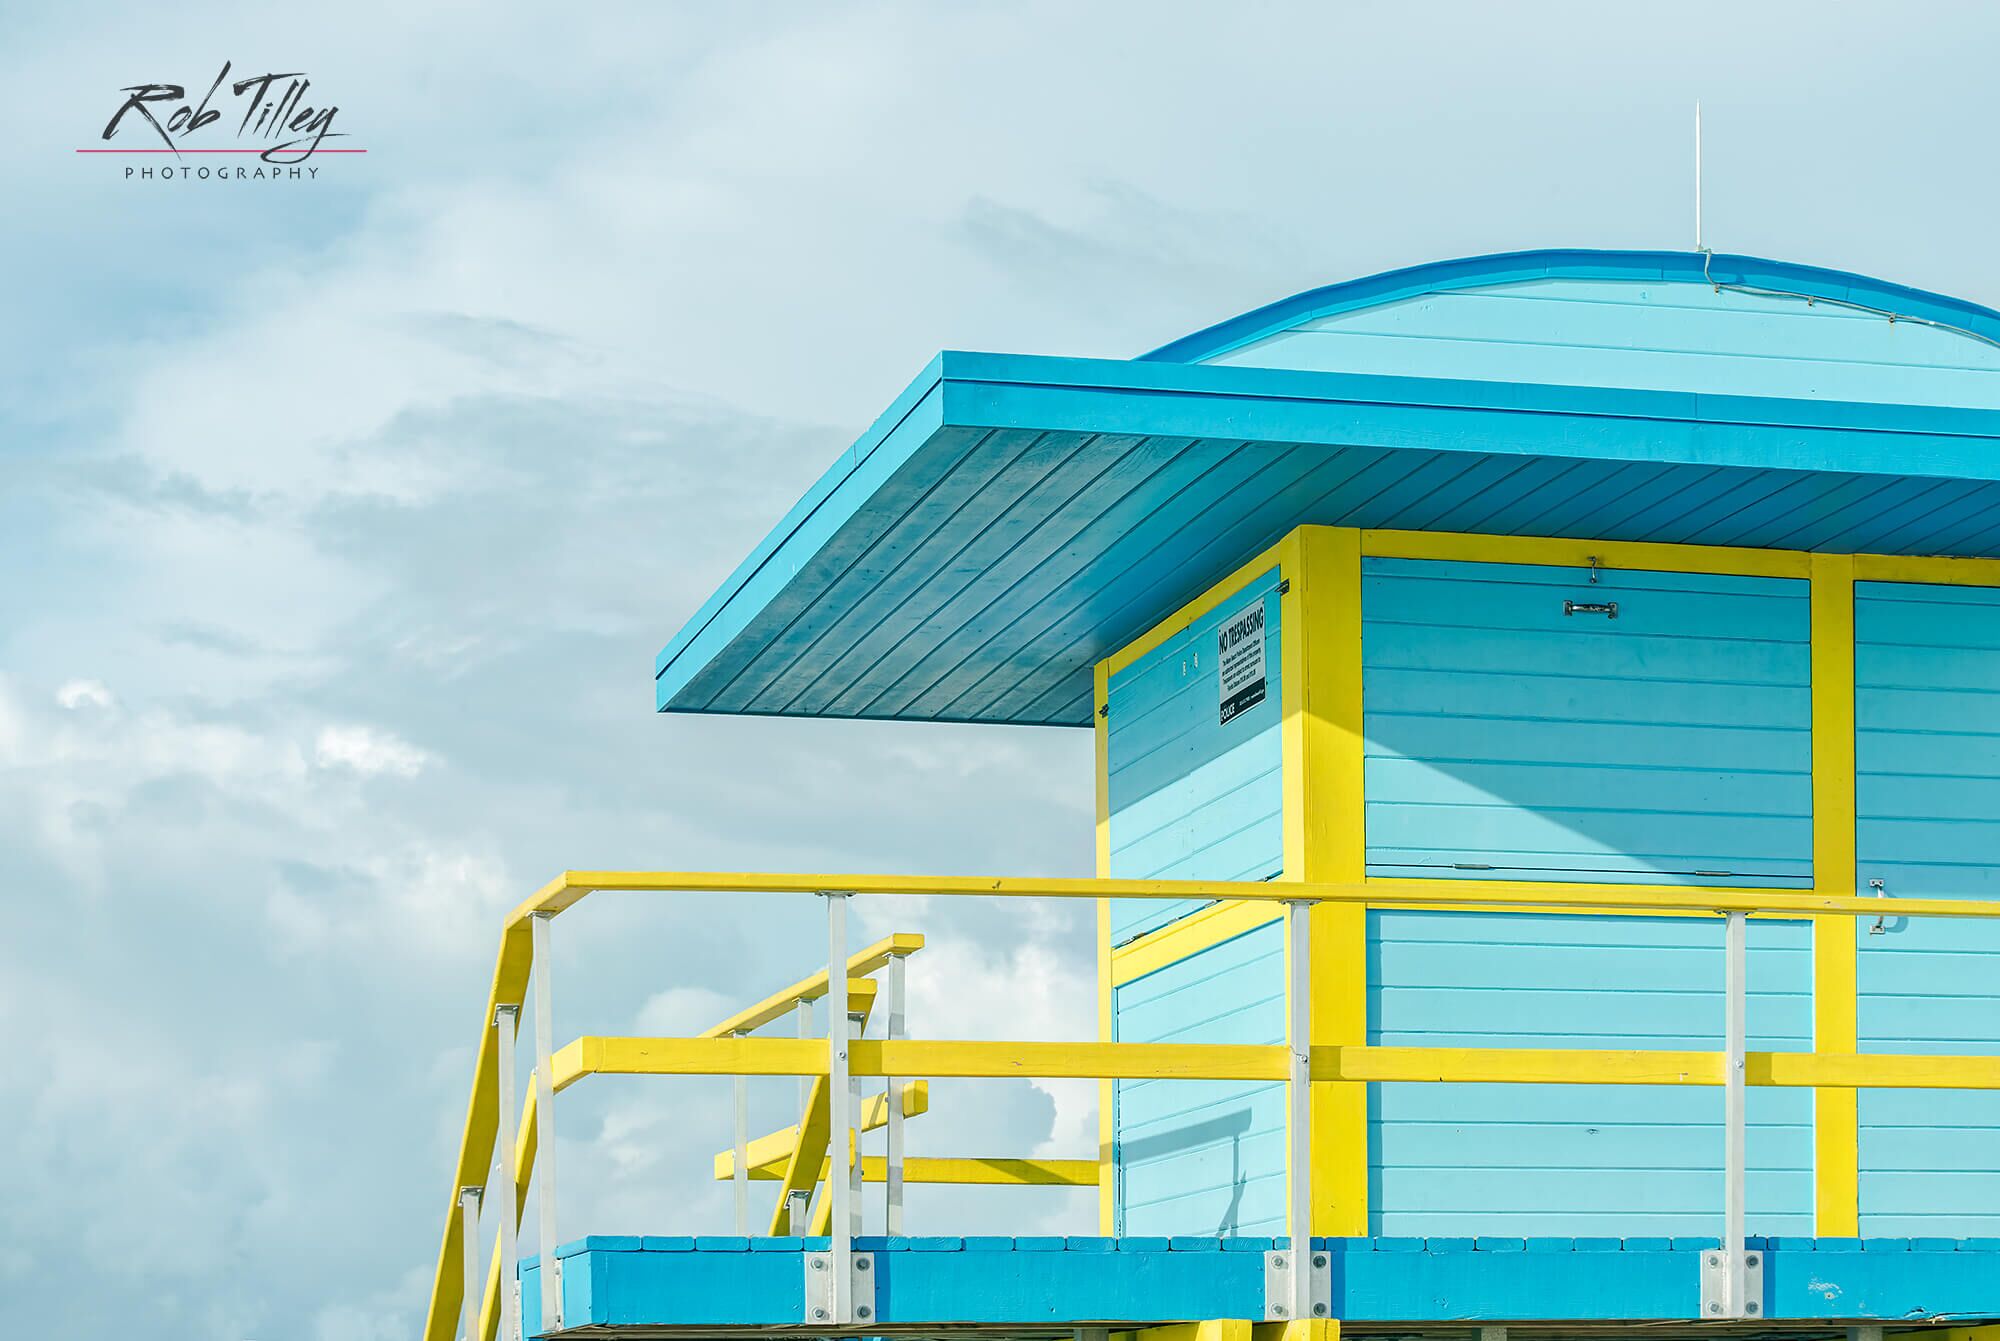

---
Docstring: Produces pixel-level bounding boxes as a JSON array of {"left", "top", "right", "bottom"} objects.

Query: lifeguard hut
[{"left": 425, "top": 250, "right": 2000, "bottom": 1341}]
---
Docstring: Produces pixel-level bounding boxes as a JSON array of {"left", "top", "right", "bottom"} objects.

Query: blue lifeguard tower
[{"left": 426, "top": 250, "right": 2000, "bottom": 1341}]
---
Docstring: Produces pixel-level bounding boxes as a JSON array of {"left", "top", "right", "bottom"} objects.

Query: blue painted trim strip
[
  {"left": 1140, "top": 249, "right": 2000, "bottom": 364},
  {"left": 519, "top": 1235, "right": 2000, "bottom": 1332}
]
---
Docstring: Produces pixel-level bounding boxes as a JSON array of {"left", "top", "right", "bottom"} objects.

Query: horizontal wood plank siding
[
  {"left": 1856, "top": 580, "right": 2000, "bottom": 1235},
  {"left": 1362, "top": 557, "right": 1813, "bottom": 883},
  {"left": 1106, "top": 572, "right": 1284, "bottom": 942},
  {"left": 1113, "top": 921, "right": 1285, "bottom": 1237},
  {"left": 1368, "top": 909, "right": 1814, "bottom": 1234},
  {"left": 1358, "top": 555, "right": 1814, "bottom": 1232}
]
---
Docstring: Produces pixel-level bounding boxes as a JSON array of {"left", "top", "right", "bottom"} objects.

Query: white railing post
[
  {"left": 494, "top": 1004, "right": 521, "bottom": 1341},
  {"left": 530, "top": 911, "right": 562, "bottom": 1331},
  {"left": 886, "top": 953, "right": 907, "bottom": 1236},
  {"left": 1724, "top": 909, "right": 1748, "bottom": 1317},
  {"left": 459, "top": 1185, "right": 483, "bottom": 1341},
  {"left": 1285, "top": 899, "right": 1314, "bottom": 1324},
  {"left": 824, "top": 892, "right": 854, "bottom": 1323},
  {"left": 732, "top": 1038, "right": 750, "bottom": 1234}
]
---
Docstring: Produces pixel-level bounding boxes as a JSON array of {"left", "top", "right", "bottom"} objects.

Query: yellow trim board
[
  {"left": 1810, "top": 553, "right": 1861, "bottom": 1236},
  {"left": 1294, "top": 526, "right": 1368, "bottom": 1238},
  {"left": 1110, "top": 899, "right": 1285, "bottom": 986},
  {"left": 1106, "top": 540, "right": 1287, "bottom": 676},
  {"left": 1361, "top": 527, "right": 1812, "bottom": 578},
  {"left": 1855, "top": 552, "right": 2000, "bottom": 588}
]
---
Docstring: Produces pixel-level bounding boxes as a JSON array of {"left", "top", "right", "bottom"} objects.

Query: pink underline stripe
[{"left": 74, "top": 148, "right": 370, "bottom": 154}]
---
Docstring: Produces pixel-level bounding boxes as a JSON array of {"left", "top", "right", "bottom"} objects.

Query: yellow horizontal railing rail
[
  {"left": 555, "top": 1036, "right": 2000, "bottom": 1090},
  {"left": 513, "top": 869, "right": 2000, "bottom": 920},
  {"left": 731, "top": 1154, "right": 1099, "bottom": 1187},
  {"left": 423, "top": 871, "right": 2000, "bottom": 1341}
]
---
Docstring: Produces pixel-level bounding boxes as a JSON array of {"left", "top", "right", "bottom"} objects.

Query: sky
[{"left": 5, "top": 2, "right": 2000, "bottom": 1336}]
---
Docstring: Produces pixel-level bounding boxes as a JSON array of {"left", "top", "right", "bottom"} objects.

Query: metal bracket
[
  {"left": 804, "top": 1250, "right": 875, "bottom": 1327},
  {"left": 1698, "top": 1247, "right": 1764, "bottom": 1319},
  {"left": 1262, "top": 1248, "right": 1332, "bottom": 1322}
]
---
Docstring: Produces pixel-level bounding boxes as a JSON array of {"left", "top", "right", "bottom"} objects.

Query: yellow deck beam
[{"left": 1113, "top": 1321, "right": 1254, "bottom": 1341}]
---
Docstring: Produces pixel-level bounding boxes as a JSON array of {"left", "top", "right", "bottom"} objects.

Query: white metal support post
[
  {"left": 731, "top": 1034, "right": 750, "bottom": 1234},
  {"left": 824, "top": 892, "right": 854, "bottom": 1324},
  {"left": 531, "top": 911, "right": 563, "bottom": 1332},
  {"left": 886, "top": 953, "right": 907, "bottom": 1235},
  {"left": 494, "top": 1004, "right": 521, "bottom": 1341},
  {"left": 459, "top": 1185, "right": 483, "bottom": 1341},
  {"left": 1724, "top": 909, "right": 1748, "bottom": 1317},
  {"left": 1284, "top": 899, "right": 1314, "bottom": 1324}
]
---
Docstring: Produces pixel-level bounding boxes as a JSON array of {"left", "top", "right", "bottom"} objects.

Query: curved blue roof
[
  {"left": 1142, "top": 248, "right": 2000, "bottom": 365},
  {"left": 656, "top": 250, "right": 2000, "bottom": 726}
]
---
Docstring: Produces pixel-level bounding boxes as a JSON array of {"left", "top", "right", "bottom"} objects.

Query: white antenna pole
[{"left": 1694, "top": 101, "right": 1704, "bottom": 253}]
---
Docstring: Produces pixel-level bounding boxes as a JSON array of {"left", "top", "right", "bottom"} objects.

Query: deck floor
[{"left": 517, "top": 1235, "right": 2000, "bottom": 1337}]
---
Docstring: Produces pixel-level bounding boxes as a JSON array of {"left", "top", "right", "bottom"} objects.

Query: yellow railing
[{"left": 424, "top": 872, "right": 2000, "bottom": 1341}]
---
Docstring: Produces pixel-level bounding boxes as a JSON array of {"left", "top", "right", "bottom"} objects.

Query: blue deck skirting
[{"left": 518, "top": 1235, "right": 2000, "bottom": 1331}]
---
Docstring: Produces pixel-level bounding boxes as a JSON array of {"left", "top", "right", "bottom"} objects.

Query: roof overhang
[{"left": 656, "top": 351, "right": 2000, "bottom": 727}]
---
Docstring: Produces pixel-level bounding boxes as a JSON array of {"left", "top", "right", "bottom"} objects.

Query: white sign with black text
[{"left": 1217, "top": 599, "right": 1267, "bottom": 725}]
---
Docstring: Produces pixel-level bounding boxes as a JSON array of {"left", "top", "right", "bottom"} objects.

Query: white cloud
[
  {"left": 55, "top": 678, "right": 113, "bottom": 710},
  {"left": 904, "top": 925, "right": 1097, "bottom": 1160},
  {"left": 636, "top": 985, "right": 735, "bottom": 1037},
  {"left": 314, "top": 724, "right": 433, "bottom": 778}
]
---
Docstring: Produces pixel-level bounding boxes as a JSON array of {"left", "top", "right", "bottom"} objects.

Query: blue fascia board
[
  {"left": 1140, "top": 248, "right": 2000, "bottom": 364},
  {"left": 519, "top": 1236, "right": 2000, "bottom": 1331},
  {"left": 652, "top": 349, "right": 2000, "bottom": 715}
]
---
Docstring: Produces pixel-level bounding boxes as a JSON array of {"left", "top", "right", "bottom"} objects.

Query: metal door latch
[{"left": 1564, "top": 600, "right": 1619, "bottom": 618}]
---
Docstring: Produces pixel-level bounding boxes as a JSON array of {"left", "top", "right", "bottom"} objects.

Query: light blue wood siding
[
  {"left": 1113, "top": 921, "right": 1285, "bottom": 1236},
  {"left": 1856, "top": 580, "right": 2000, "bottom": 1235},
  {"left": 1363, "top": 557, "right": 1813, "bottom": 884},
  {"left": 1105, "top": 572, "right": 1284, "bottom": 943},
  {"left": 1358, "top": 555, "right": 1814, "bottom": 1232},
  {"left": 1369, "top": 910, "right": 1813, "bottom": 1235},
  {"left": 1209, "top": 278, "right": 2000, "bottom": 408}
]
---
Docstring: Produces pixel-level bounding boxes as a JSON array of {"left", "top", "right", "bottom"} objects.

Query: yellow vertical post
[
  {"left": 1095, "top": 657, "right": 1117, "bottom": 1235},
  {"left": 1810, "top": 552, "right": 1860, "bottom": 1236},
  {"left": 1293, "top": 526, "right": 1369, "bottom": 1236}
]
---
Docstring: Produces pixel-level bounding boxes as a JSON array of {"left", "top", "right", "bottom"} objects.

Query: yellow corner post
[
  {"left": 1295, "top": 526, "right": 1368, "bottom": 1236},
  {"left": 1811, "top": 552, "right": 1861, "bottom": 1236}
]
